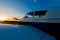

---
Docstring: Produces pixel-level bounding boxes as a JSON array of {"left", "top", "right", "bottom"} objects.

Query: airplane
[{"left": 19, "top": 7, "right": 60, "bottom": 40}]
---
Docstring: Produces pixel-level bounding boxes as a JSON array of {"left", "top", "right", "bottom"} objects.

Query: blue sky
[{"left": 0, "top": 0, "right": 60, "bottom": 18}]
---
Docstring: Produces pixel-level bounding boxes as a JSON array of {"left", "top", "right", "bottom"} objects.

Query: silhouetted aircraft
[{"left": 19, "top": 7, "right": 60, "bottom": 40}]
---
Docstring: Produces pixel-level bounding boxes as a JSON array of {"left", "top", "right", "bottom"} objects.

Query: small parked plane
[{"left": 19, "top": 7, "right": 60, "bottom": 40}]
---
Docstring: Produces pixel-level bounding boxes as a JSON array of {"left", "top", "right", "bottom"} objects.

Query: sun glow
[{"left": 0, "top": 16, "right": 8, "bottom": 21}]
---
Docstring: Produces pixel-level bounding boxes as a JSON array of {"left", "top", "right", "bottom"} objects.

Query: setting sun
[
  {"left": 0, "top": 16, "right": 19, "bottom": 21},
  {"left": 0, "top": 16, "right": 8, "bottom": 21}
]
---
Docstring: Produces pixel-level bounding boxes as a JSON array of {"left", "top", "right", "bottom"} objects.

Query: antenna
[{"left": 33, "top": 0, "right": 37, "bottom": 18}]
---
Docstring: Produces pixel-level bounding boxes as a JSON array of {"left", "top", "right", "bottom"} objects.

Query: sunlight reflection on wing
[{"left": 0, "top": 23, "right": 19, "bottom": 27}]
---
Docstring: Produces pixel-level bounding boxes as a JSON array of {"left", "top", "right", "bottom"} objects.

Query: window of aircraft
[{"left": 24, "top": 10, "right": 47, "bottom": 18}]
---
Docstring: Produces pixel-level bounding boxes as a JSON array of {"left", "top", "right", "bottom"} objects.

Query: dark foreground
[
  {"left": 19, "top": 22, "right": 60, "bottom": 40},
  {"left": 0, "top": 24, "right": 55, "bottom": 40}
]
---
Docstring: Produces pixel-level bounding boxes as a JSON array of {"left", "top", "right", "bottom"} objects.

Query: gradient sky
[{"left": 0, "top": 0, "right": 60, "bottom": 18}]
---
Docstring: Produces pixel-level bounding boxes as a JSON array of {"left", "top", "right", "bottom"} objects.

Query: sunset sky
[{"left": 0, "top": 0, "right": 60, "bottom": 19}]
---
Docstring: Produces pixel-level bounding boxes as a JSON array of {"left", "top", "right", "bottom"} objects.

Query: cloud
[
  {"left": 34, "top": 0, "right": 36, "bottom": 2},
  {"left": 0, "top": 7, "right": 24, "bottom": 19}
]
